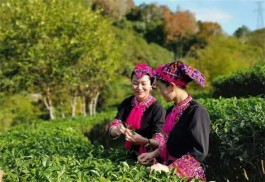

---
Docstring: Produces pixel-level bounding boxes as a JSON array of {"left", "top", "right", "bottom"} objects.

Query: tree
[
  {"left": 160, "top": 5, "right": 171, "bottom": 18},
  {"left": 197, "top": 21, "right": 223, "bottom": 40},
  {"left": 0, "top": 0, "right": 120, "bottom": 119},
  {"left": 91, "top": 0, "right": 135, "bottom": 20},
  {"left": 163, "top": 9, "right": 198, "bottom": 59},
  {"left": 246, "top": 28, "right": 265, "bottom": 57},
  {"left": 187, "top": 36, "right": 263, "bottom": 89},
  {"left": 186, "top": 21, "right": 224, "bottom": 57},
  {"left": 233, "top": 25, "right": 250, "bottom": 39},
  {"left": 139, "top": 3, "right": 164, "bottom": 44},
  {"left": 126, "top": 3, "right": 165, "bottom": 44}
]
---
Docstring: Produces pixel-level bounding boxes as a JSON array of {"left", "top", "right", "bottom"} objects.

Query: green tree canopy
[
  {"left": 233, "top": 25, "right": 250, "bottom": 39},
  {"left": 186, "top": 36, "right": 263, "bottom": 89},
  {"left": 0, "top": 0, "right": 120, "bottom": 119}
]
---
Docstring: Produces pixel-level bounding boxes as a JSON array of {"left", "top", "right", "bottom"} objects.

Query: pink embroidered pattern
[
  {"left": 162, "top": 95, "right": 192, "bottom": 135},
  {"left": 169, "top": 153, "right": 206, "bottom": 182},
  {"left": 179, "top": 62, "right": 205, "bottom": 88},
  {"left": 132, "top": 95, "right": 156, "bottom": 109},
  {"left": 154, "top": 133, "right": 166, "bottom": 147},
  {"left": 155, "top": 95, "right": 206, "bottom": 180},
  {"left": 109, "top": 119, "right": 123, "bottom": 131},
  {"left": 133, "top": 64, "right": 155, "bottom": 79},
  {"left": 158, "top": 95, "right": 192, "bottom": 164},
  {"left": 155, "top": 61, "right": 205, "bottom": 88}
]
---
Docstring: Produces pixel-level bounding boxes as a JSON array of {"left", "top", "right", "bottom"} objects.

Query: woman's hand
[
  {"left": 116, "top": 124, "right": 126, "bottom": 135},
  {"left": 150, "top": 163, "right": 169, "bottom": 173},
  {"left": 125, "top": 129, "right": 146, "bottom": 145},
  {"left": 138, "top": 150, "right": 158, "bottom": 164},
  {"left": 110, "top": 124, "right": 126, "bottom": 137}
]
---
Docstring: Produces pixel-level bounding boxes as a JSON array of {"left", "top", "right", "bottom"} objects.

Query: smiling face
[{"left": 131, "top": 74, "right": 152, "bottom": 102}]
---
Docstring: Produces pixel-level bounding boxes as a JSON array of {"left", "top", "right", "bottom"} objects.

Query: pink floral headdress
[{"left": 133, "top": 64, "right": 155, "bottom": 79}]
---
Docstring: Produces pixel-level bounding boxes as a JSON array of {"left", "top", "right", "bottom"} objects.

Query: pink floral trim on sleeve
[
  {"left": 153, "top": 133, "right": 166, "bottom": 146},
  {"left": 109, "top": 119, "right": 123, "bottom": 139},
  {"left": 169, "top": 153, "right": 206, "bottom": 182},
  {"left": 109, "top": 119, "right": 123, "bottom": 130},
  {"left": 154, "top": 133, "right": 168, "bottom": 165}
]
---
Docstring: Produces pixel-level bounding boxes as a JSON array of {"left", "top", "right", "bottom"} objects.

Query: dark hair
[
  {"left": 156, "top": 78, "right": 171, "bottom": 87},
  {"left": 157, "top": 78, "right": 186, "bottom": 90},
  {"left": 130, "top": 72, "right": 154, "bottom": 85}
]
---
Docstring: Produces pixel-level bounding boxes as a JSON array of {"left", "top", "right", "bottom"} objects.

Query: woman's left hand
[
  {"left": 150, "top": 163, "right": 169, "bottom": 173},
  {"left": 138, "top": 150, "right": 158, "bottom": 164},
  {"left": 125, "top": 129, "right": 146, "bottom": 145}
]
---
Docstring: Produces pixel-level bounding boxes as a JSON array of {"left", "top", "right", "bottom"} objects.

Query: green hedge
[
  {"left": 1, "top": 98, "right": 264, "bottom": 181},
  {"left": 0, "top": 112, "right": 183, "bottom": 182},
  {"left": 212, "top": 62, "right": 265, "bottom": 98},
  {"left": 200, "top": 97, "right": 265, "bottom": 181},
  {"left": 0, "top": 94, "right": 41, "bottom": 131}
]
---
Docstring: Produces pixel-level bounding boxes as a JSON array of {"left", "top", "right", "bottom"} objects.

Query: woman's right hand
[
  {"left": 116, "top": 124, "right": 126, "bottom": 135},
  {"left": 111, "top": 124, "right": 126, "bottom": 137},
  {"left": 138, "top": 150, "right": 158, "bottom": 165}
]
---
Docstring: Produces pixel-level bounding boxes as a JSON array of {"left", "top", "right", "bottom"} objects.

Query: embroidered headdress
[
  {"left": 155, "top": 61, "right": 205, "bottom": 88},
  {"left": 133, "top": 64, "right": 155, "bottom": 79}
]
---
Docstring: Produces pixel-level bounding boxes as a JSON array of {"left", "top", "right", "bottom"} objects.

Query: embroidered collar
[
  {"left": 132, "top": 95, "right": 156, "bottom": 109},
  {"left": 162, "top": 95, "right": 192, "bottom": 135},
  {"left": 172, "top": 95, "right": 192, "bottom": 112}
]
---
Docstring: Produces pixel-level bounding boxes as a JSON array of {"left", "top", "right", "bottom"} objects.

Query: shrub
[
  {"left": 0, "top": 112, "right": 183, "bottom": 181},
  {"left": 212, "top": 61, "right": 265, "bottom": 98},
  {"left": 1, "top": 98, "right": 264, "bottom": 181},
  {"left": 0, "top": 94, "right": 40, "bottom": 131},
  {"left": 200, "top": 97, "right": 265, "bottom": 181}
]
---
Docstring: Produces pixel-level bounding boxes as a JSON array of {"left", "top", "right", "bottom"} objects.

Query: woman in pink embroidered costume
[
  {"left": 138, "top": 61, "right": 210, "bottom": 181},
  {"left": 109, "top": 64, "right": 165, "bottom": 156}
]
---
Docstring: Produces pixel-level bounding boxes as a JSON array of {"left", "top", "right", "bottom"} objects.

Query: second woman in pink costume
[{"left": 138, "top": 61, "right": 210, "bottom": 181}]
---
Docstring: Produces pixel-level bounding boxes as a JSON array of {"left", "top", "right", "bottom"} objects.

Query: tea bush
[
  {"left": 0, "top": 112, "right": 183, "bottom": 181},
  {"left": 212, "top": 62, "right": 265, "bottom": 98},
  {"left": 200, "top": 97, "right": 265, "bottom": 181},
  {"left": 0, "top": 98, "right": 264, "bottom": 181}
]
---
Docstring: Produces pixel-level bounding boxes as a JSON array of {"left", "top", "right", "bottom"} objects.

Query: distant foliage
[
  {"left": 186, "top": 36, "right": 263, "bottom": 89},
  {"left": 197, "top": 22, "right": 223, "bottom": 39},
  {"left": 91, "top": 0, "right": 135, "bottom": 20},
  {"left": 125, "top": 4, "right": 223, "bottom": 59},
  {"left": 247, "top": 28, "right": 265, "bottom": 56},
  {"left": 163, "top": 10, "right": 198, "bottom": 59},
  {"left": 0, "top": 94, "right": 40, "bottom": 131},
  {"left": 125, "top": 3, "right": 165, "bottom": 45},
  {"left": 233, "top": 25, "right": 250, "bottom": 39},
  {"left": 186, "top": 21, "right": 223, "bottom": 55},
  {"left": 113, "top": 28, "right": 172, "bottom": 70},
  {"left": 212, "top": 61, "right": 265, "bottom": 98}
]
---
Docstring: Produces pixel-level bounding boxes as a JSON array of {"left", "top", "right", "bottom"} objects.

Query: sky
[{"left": 134, "top": 0, "right": 265, "bottom": 35}]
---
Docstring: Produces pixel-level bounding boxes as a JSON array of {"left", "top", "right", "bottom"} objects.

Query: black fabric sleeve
[
  {"left": 188, "top": 105, "right": 210, "bottom": 162},
  {"left": 151, "top": 102, "right": 166, "bottom": 134},
  {"left": 114, "top": 96, "right": 132, "bottom": 122}
]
